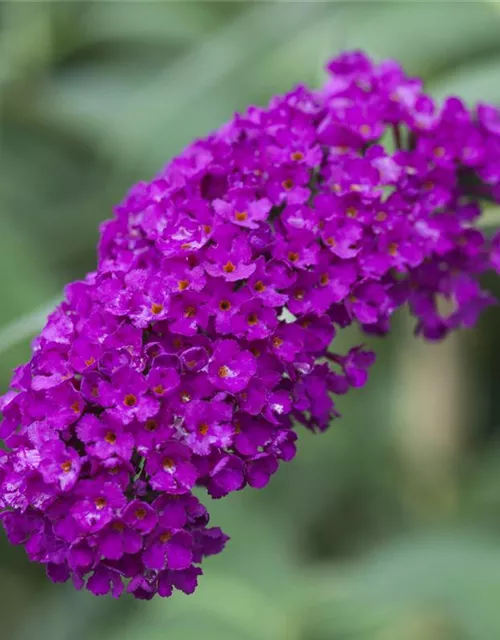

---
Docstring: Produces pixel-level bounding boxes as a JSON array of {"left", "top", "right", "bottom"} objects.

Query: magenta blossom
[{"left": 1, "top": 50, "right": 499, "bottom": 599}]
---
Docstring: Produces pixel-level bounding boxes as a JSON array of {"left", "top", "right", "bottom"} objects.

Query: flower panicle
[{"left": 1, "top": 50, "right": 499, "bottom": 598}]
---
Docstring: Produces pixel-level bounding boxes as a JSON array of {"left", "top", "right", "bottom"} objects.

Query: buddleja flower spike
[{"left": 1, "top": 51, "right": 499, "bottom": 599}]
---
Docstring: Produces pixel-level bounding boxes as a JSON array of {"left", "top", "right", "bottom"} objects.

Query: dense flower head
[{"left": 1, "top": 50, "right": 500, "bottom": 598}]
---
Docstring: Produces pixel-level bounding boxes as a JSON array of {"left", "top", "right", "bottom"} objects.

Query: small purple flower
[
  {"left": 86, "top": 565, "right": 124, "bottom": 598},
  {"left": 123, "top": 500, "right": 158, "bottom": 534},
  {"left": 233, "top": 300, "right": 278, "bottom": 341},
  {"left": 247, "top": 258, "right": 292, "bottom": 308},
  {"left": 103, "top": 367, "right": 160, "bottom": 424},
  {"left": 97, "top": 520, "right": 143, "bottom": 560},
  {"left": 329, "top": 346, "right": 376, "bottom": 388},
  {"left": 143, "top": 529, "right": 193, "bottom": 571},
  {"left": 76, "top": 414, "right": 134, "bottom": 461},
  {"left": 147, "top": 366, "right": 180, "bottom": 397},
  {"left": 204, "top": 232, "right": 256, "bottom": 282},
  {"left": 208, "top": 340, "right": 257, "bottom": 393},
  {"left": 204, "top": 454, "right": 245, "bottom": 499},
  {"left": 69, "top": 337, "right": 102, "bottom": 373},
  {"left": 321, "top": 219, "right": 363, "bottom": 259},
  {"left": 42, "top": 382, "right": 85, "bottom": 430},
  {"left": 179, "top": 346, "right": 209, "bottom": 373},
  {"left": 71, "top": 480, "right": 126, "bottom": 533},
  {"left": 183, "top": 400, "right": 233, "bottom": 455},
  {"left": 245, "top": 454, "right": 279, "bottom": 489},
  {"left": 274, "top": 232, "right": 320, "bottom": 269},
  {"left": 159, "top": 566, "right": 203, "bottom": 596},
  {"left": 346, "top": 282, "right": 391, "bottom": 325},
  {"left": 134, "top": 405, "right": 175, "bottom": 455},
  {"left": 125, "top": 272, "right": 171, "bottom": 328},
  {"left": 39, "top": 442, "right": 81, "bottom": 492},
  {"left": 168, "top": 291, "right": 210, "bottom": 336},
  {"left": 147, "top": 443, "right": 198, "bottom": 494},
  {"left": 213, "top": 189, "right": 272, "bottom": 229},
  {"left": 209, "top": 284, "right": 248, "bottom": 335}
]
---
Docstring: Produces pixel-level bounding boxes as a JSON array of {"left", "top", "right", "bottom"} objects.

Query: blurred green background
[{"left": 2, "top": 2, "right": 500, "bottom": 639}]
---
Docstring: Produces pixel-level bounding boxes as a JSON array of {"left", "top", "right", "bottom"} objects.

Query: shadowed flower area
[{"left": 1, "top": 48, "right": 500, "bottom": 601}]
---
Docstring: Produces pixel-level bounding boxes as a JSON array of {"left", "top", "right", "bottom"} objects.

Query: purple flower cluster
[{"left": 1, "top": 51, "right": 499, "bottom": 599}]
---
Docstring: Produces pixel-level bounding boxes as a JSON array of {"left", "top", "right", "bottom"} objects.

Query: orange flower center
[
  {"left": 124, "top": 394, "right": 137, "bottom": 407},
  {"left": 219, "top": 300, "right": 231, "bottom": 312},
  {"left": 235, "top": 211, "right": 248, "bottom": 222},
  {"left": 162, "top": 457, "right": 175, "bottom": 471},
  {"left": 151, "top": 303, "right": 164, "bottom": 315},
  {"left": 198, "top": 423, "right": 209, "bottom": 435},
  {"left": 60, "top": 460, "right": 72, "bottom": 473},
  {"left": 95, "top": 497, "right": 107, "bottom": 510},
  {"left": 388, "top": 242, "right": 398, "bottom": 256},
  {"left": 104, "top": 431, "right": 116, "bottom": 444},
  {"left": 218, "top": 365, "right": 230, "bottom": 378},
  {"left": 144, "top": 419, "right": 158, "bottom": 432},
  {"left": 247, "top": 313, "right": 259, "bottom": 326},
  {"left": 222, "top": 261, "right": 236, "bottom": 274}
]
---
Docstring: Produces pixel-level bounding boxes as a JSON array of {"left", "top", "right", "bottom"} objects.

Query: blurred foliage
[{"left": 2, "top": 2, "right": 500, "bottom": 639}]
